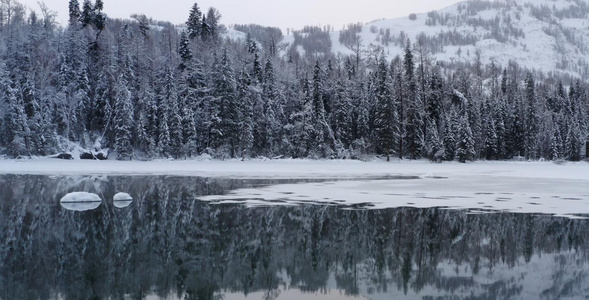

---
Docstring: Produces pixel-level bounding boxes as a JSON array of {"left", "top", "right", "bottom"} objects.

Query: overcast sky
[{"left": 19, "top": 0, "right": 460, "bottom": 32}]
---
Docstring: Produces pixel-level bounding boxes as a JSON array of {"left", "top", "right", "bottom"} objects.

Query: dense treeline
[
  {"left": 0, "top": 0, "right": 587, "bottom": 161},
  {"left": 1, "top": 175, "right": 588, "bottom": 299}
]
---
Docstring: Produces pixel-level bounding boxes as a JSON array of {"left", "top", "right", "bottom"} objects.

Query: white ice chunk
[
  {"left": 113, "top": 192, "right": 133, "bottom": 208},
  {"left": 60, "top": 192, "right": 102, "bottom": 211}
]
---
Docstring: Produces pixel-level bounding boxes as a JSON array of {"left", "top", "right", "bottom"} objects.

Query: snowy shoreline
[{"left": 0, "top": 158, "right": 587, "bottom": 180}]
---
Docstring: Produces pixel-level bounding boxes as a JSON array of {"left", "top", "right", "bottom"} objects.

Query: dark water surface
[{"left": 1, "top": 175, "right": 588, "bottom": 299}]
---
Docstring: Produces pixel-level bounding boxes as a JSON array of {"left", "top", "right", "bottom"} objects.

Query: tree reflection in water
[{"left": 0, "top": 175, "right": 588, "bottom": 300}]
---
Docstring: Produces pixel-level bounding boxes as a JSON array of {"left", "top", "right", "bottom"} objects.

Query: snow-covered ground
[
  {"left": 0, "top": 157, "right": 587, "bottom": 179},
  {"left": 2, "top": 158, "right": 588, "bottom": 218}
]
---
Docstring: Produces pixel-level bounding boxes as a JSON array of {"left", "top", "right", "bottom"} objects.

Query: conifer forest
[{"left": 1, "top": 0, "right": 588, "bottom": 162}]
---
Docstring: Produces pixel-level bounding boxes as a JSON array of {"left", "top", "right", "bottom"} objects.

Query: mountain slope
[{"left": 283, "top": 0, "right": 589, "bottom": 79}]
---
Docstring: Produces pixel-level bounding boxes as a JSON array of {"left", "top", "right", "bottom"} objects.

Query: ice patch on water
[
  {"left": 60, "top": 192, "right": 101, "bottom": 211},
  {"left": 113, "top": 192, "right": 133, "bottom": 208}
]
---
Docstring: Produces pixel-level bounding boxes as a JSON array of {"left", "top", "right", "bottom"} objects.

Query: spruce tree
[
  {"left": 136, "top": 112, "right": 153, "bottom": 157},
  {"left": 168, "top": 100, "right": 184, "bottom": 159},
  {"left": 426, "top": 66, "right": 443, "bottom": 126},
  {"left": 511, "top": 102, "right": 525, "bottom": 158},
  {"left": 200, "top": 15, "right": 210, "bottom": 40},
  {"left": 3, "top": 80, "right": 31, "bottom": 158},
  {"left": 205, "top": 8, "right": 221, "bottom": 39},
  {"left": 332, "top": 79, "right": 353, "bottom": 151},
  {"left": 157, "top": 111, "right": 171, "bottom": 157},
  {"left": 404, "top": 39, "right": 424, "bottom": 159},
  {"left": 483, "top": 116, "right": 499, "bottom": 160},
  {"left": 443, "top": 111, "right": 458, "bottom": 161},
  {"left": 186, "top": 3, "right": 202, "bottom": 40},
  {"left": 80, "top": 0, "right": 93, "bottom": 27},
  {"left": 566, "top": 123, "right": 582, "bottom": 161},
  {"left": 495, "top": 99, "right": 508, "bottom": 159},
  {"left": 310, "top": 60, "right": 334, "bottom": 158},
  {"left": 524, "top": 72, "right": 538, "bottom": 159},
  {"left": 426, "top": 120, "right": 444, "bottom": 162},
  {"left": 211, "top": 49, "right": 238, "bottom": 156},
  {"left": 549, "top": 124, "right": 562, "bottom": 160},
  {"left": 178, "top": 31, "right": 193, "bottom": 72},
  {"left": 160, "top": 69, "right": 183, "bottom": 158},
  {"left": 181, "top": 105, "right": 198, "bottom": 157},
  {"left": 252, "top": 51, "right": 263, "bottom": 84},
  {"left": 456, "top": 115, "right": 476, "bottom": 163},
  {"left": 68, "top": 0, "right": 81, "bottom": 26},
  {"left": 113, "top": 76, "right": 133, "bottom": 160},
  {"left": 21, "top": 77, "right": 47, "bottom": 155},
  {"left": 288, "top": 76, "right": 314, "bottom": 158},
  {"left": 372, "top": 55, "right": 397, "bottom": 159},
  {"left": 236, "top": 71, "right": 254, "bottom": 158},
  {"left": 262, "top": 59, "right": 280, "bottom": 155}
]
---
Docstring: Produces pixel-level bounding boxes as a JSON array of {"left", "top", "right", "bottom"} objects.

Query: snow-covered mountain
[{"left": 280, "top": 0, "right": 589, "bottom": 79}]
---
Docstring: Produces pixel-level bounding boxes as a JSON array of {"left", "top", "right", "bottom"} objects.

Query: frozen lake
[{"left": 1, "top": 173, "right": 589, "bottom": 299}]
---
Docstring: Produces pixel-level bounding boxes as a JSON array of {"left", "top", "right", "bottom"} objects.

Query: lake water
[{"left": 1, "top": 175, "right": 588, "bottom": 299}]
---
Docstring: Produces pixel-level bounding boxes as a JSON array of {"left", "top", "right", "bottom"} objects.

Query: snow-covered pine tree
[
  {"left": 372, "top": 54, "right": 397, "bottom": 159},
  {"left": 456, "top": 115, "right": 476, "bottom": 163},
  {"left": 205, "top": 8, "right": 221, "bottom": 40},
  {"left": 251, "top": 82, "right": 267, "bottom": 157},
  {"left": 80, "top": 0, "right": 93, "bottom": 28},
  {"left": 389, "top": 57, "right": 405, "bottom": 158},
  {"left": 310, "top": 60, "right": 335, "bottom": 158},
  {"left": 426, "top": 65, "right": 443, "bottom": 128},
  {"left": 549, "top": 121, "right": 563, "bottom": 160},
  {"left": 186, "top": 3, "right": 202, "bottom": 40},
  {"left": 68, "top": 0, "right": 81, "bottom": 26},
  {"left": 236, "top": 70, "right": 254, "bottom": 158},
  {"left": 443, "top": 110, "right": 458, "bottom": 161},
  {"left": 403, "top": 39, "right": 424, "bottom": 159},
  {"left": 178, "top": 31, "right": 193, "bottom": 72},
  {"left": 157, "top": 110, "right": 171, "bottom": 157},
  {"left": 113, "top": 76, "right": 134, "bottom": 160},
  {"left": 483, "top": 112, "right": 499, "bottom": 160},
  {"left": 211, "top": 49, "right": 238, "bottom": 157},
  {"left": 510, "top": 101, "right": 525, "bottom": 158},
  {"left": 183, "top": 56, "right": 208, "bottom": 153},
  {"left": 3, "top": 79, "right": 31, "bottom": 158},
  {"left": 135, "top": 112, "right": 154, "bottom": 157},
  {"left": 524, "top": 72, "right": 538, "bottom": 160},
  {"left": 162, "top": 69, "right": 184, "bottom": 159},
  {"left": 168, "top": 99, "right": 184, "bottom": 159},
  {"left": 425, "top": 120, "right": 444, "bottom": 162},
  {"left": 252, "top": 51, "right": 263, "bottom": 84},
  {"left": 20, "top": 81, "right": 42, "bottom": 154},
  {"left": 287, "top": 76, "right": 314, "bottom": 158},
  {"left": 565, "top": 122, "right": 582, "bottom": 161},
  {"left": 331, "top": 78, "right": 354, "bottom": 154},
  {"left": 494, "top": 98, "right": 509, "bottom": 159},
  {"left": 262, "top": 59, "right": 282, "bottom": 156},
  {"left": 180, "top": 103, "right": 198, "bottom": 158},
  {"left": 144, "top": 90, "right": 159, "bottom": 152}
]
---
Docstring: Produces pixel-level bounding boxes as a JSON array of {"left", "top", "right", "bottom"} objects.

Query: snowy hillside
[
  {"left": 282, "top": 0, "right": 589, "bottom": 79},
  {"left": 2, "top": 0, "right": 587, "bottom": 162}
]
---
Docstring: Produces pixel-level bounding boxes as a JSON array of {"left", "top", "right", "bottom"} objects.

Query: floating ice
[
  {"left": 113, "top": 192, "right": 133, "bottom": 208},
  {"left": 60, "top": 192, "right": 102, "bottom": 211}
]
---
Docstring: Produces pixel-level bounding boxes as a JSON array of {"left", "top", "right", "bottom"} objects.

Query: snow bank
[{"left": 0, "top": 158, "right": 587, "bottom": 180}]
